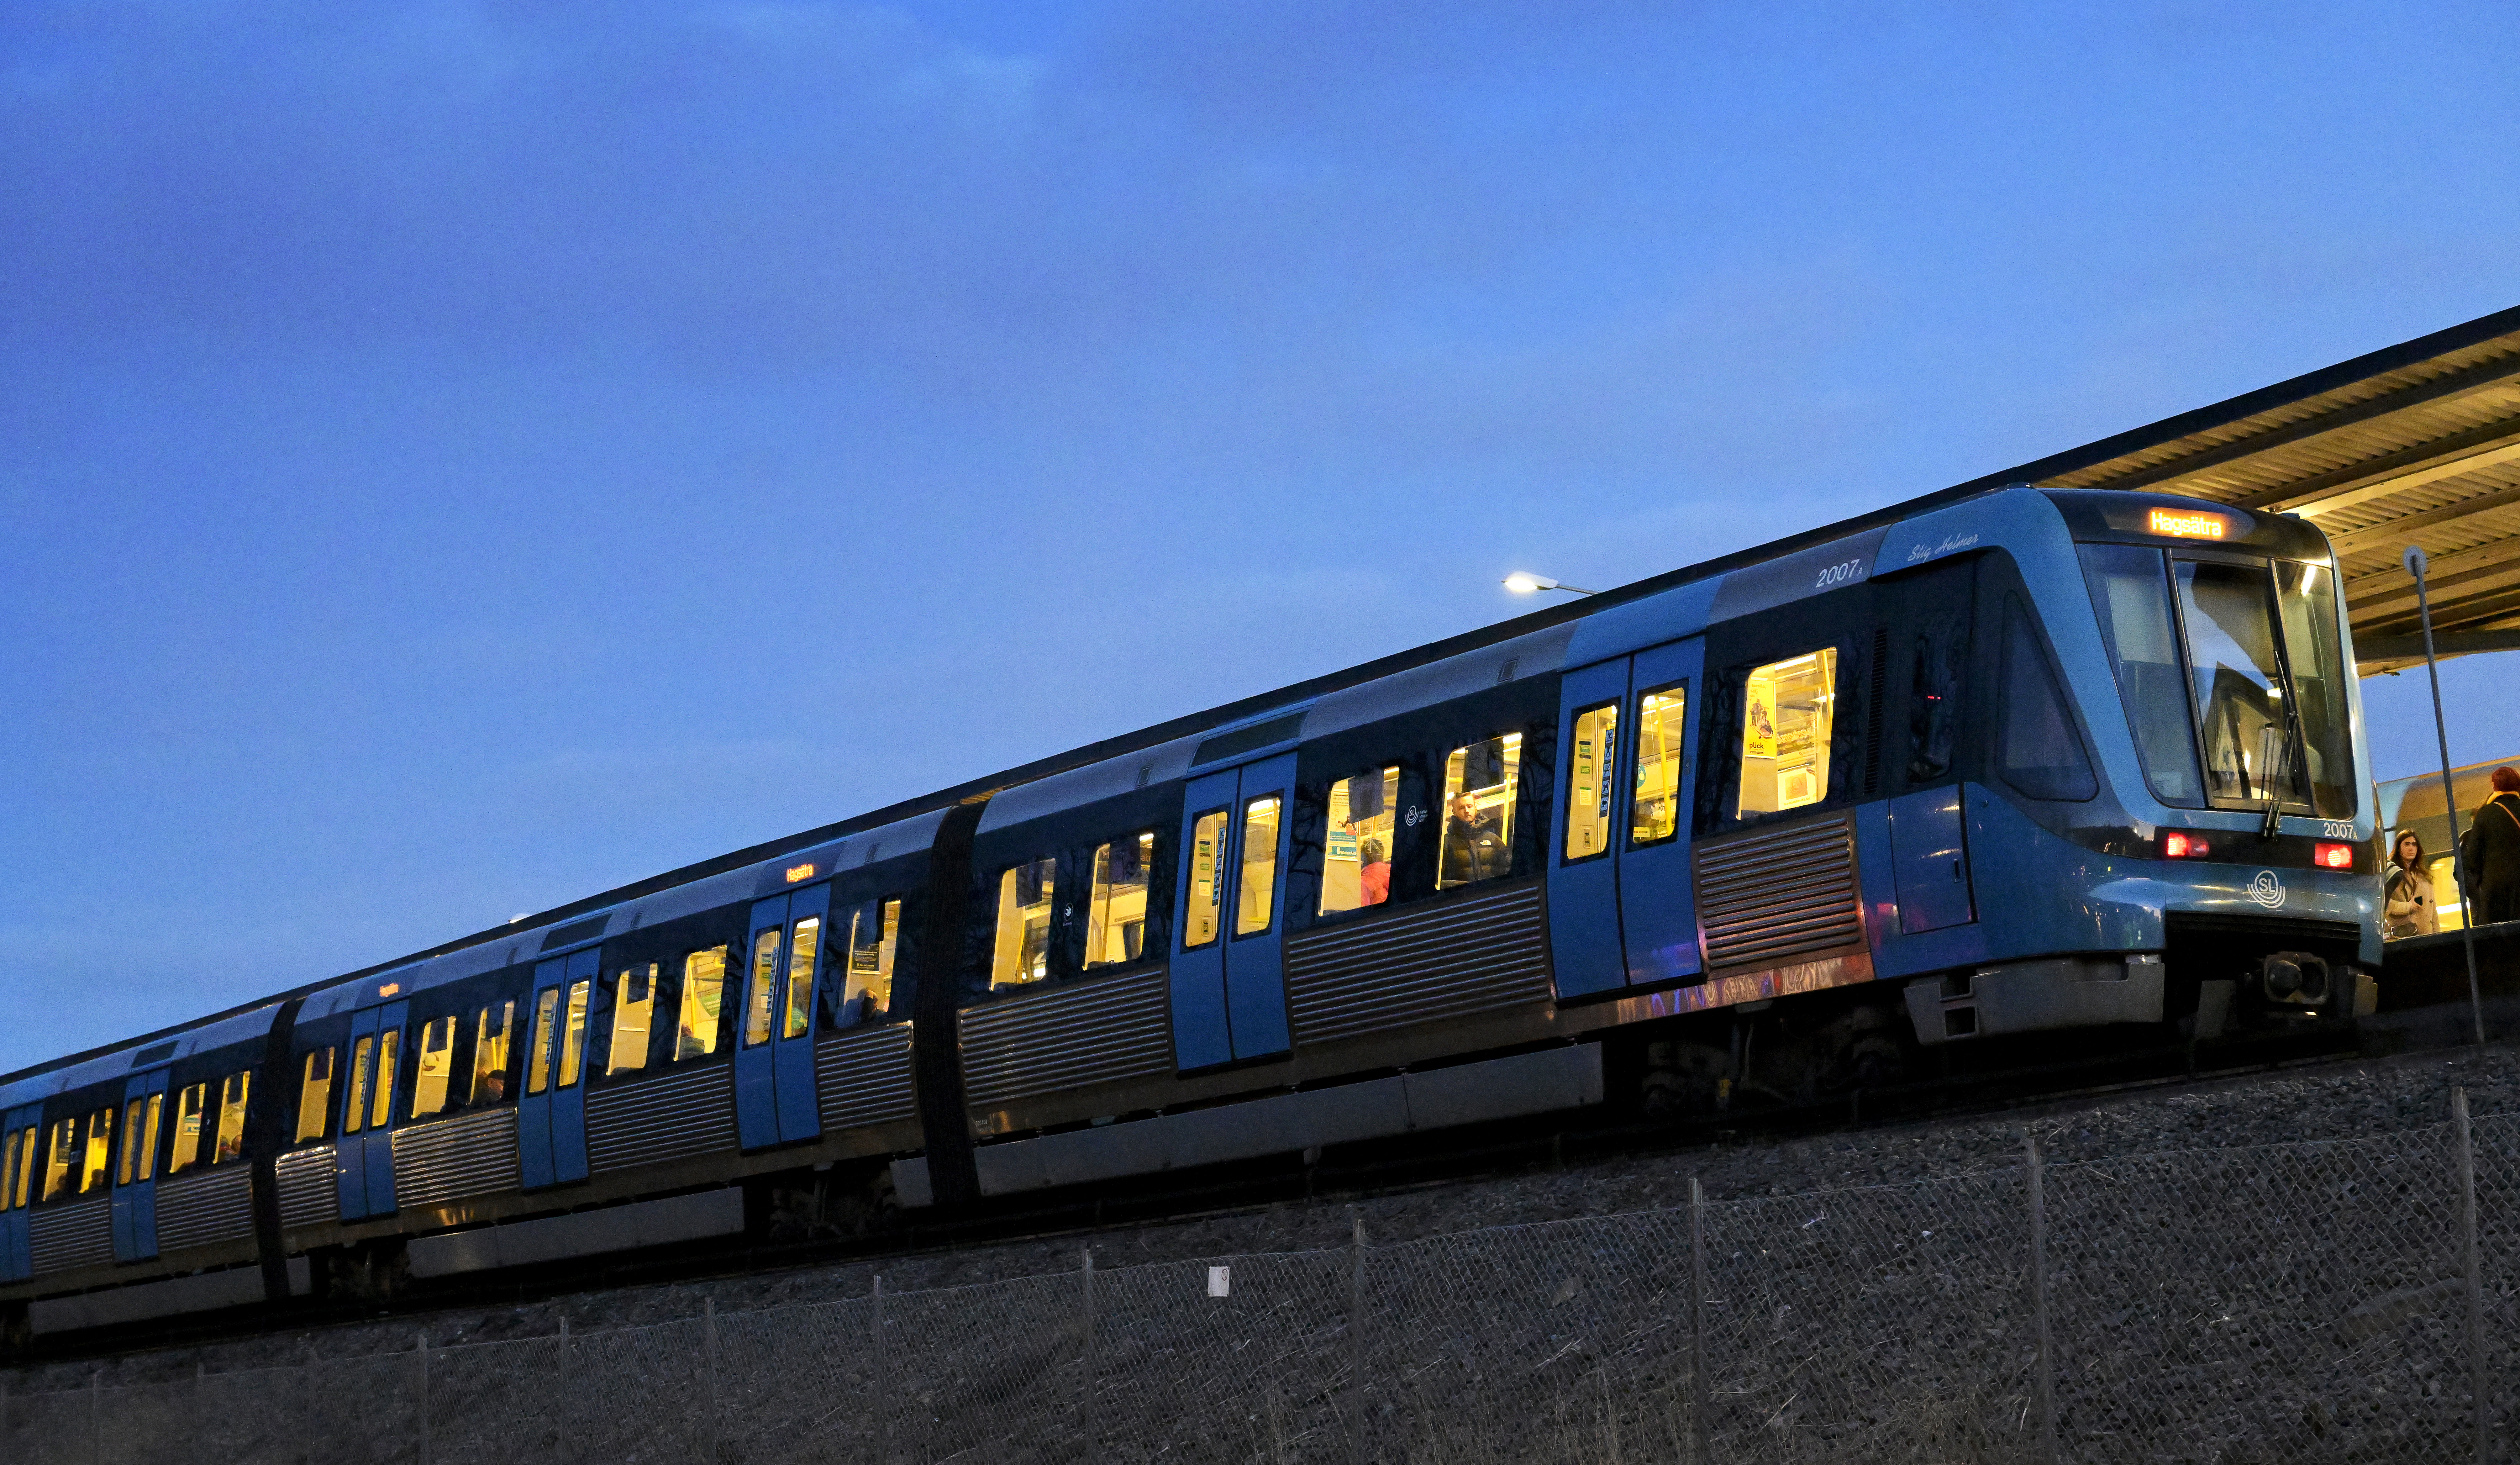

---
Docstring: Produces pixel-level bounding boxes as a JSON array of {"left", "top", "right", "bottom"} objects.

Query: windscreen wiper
[{"left": 2257, "top": 692, "right": 2303, "bottom": 842}]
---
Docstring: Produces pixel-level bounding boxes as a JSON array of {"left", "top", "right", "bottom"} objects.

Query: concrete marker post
[
  {"left": 415, "top": 1335, "right": 429, "bottom": 1465},
  {"left": 2407, "top": 545, "right": 2488, "bottom": 1046},
  {"left": 87, "top": 1370, "right": 98, "bottom": 1465},
  {"left": 2026, "top": 1131, "right": 2058, "bottom": 1465},
  {"left": 871, "top": 1278, "right": 889, "bottom": 1465},
  {"left": 705, "top": 1296, "right": 722, "bottom": 1465},
  {"left": 1348, "top": 1214, "right": 1367, "bottom": 1465},
  {"left": 2457, "top": 1088, "right": 2489, "bottom": 1462},
  {"left": 1689, "top": 1176, "right": 1710, "bottom": 1465},
  {"left": 1080, "top": 1249, "right": 1097, "bottom": 1453},
  {"left": 556, "top": 1315, "right": 571, "bottom": 1465}
]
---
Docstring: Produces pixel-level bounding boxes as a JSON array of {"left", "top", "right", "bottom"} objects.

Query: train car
[{"left": 0, "top": 482, "right": 2382, "bottom": 1338}]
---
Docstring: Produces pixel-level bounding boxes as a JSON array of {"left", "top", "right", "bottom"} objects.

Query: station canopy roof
[{"left": 1955, "top": 304, "right": 2520, "bottom": 674}]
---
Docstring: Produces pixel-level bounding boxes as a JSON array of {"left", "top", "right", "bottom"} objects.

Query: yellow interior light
[
  {"left": 378, "top": 983, "right": 400, "bottom": 998},
  {"left": 786, "top": 863, "right": 816, "bottom": 883},
  {"left": 2148, "top": 507, "right": 2228, "bottom": 540}
]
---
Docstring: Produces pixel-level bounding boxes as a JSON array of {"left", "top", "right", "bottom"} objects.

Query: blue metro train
[{"left": 0, "top": 483, "right": 2381, "bottom": 1336}]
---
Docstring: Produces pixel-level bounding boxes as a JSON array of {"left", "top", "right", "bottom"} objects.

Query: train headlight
[
  {"left": 2162, "top": 831, "right": 2211, "bottom": 859},
  {"left": 2314, "top": 842, "right": 2354, "bottom": 871}
]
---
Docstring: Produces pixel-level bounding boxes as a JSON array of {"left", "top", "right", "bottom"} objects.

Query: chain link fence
[{"left": 8, "top": 1093, "right": 2520, "bottom": 1464}]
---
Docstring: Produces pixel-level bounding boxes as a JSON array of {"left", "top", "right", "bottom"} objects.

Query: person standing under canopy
[{"left": 2460, "top": 767, "right": 2520, "bottom": 927}]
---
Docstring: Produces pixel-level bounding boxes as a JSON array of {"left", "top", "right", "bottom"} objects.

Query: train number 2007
[{"left": 1814, "top": 560, "right": 1866, "bottom": 590}]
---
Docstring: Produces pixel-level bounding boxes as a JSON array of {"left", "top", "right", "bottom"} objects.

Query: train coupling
[{"left": 1903, "top": 954, "right": 2165, "bottom": 1045}]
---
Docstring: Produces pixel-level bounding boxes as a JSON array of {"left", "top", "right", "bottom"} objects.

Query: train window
[
  {"left": 411, "top": 1018, "right": 459, "bottom": 1118},
  {"left": 0, "top": 1129, "right": 17, "bottom": 1210},
  {"left": 368, "top": 1031, "right": 397, "bottom": 1133},
  {"left": 1997, "top": 601, "right": 2097, "bottom": 802},
  {"left": 1438, "top": 734, "right": 1521, "bottom": 889},
  {"left": 1564, "top": 706, "right": 1618, "bottom": 862},
  {"left": 991, "top": 857, "right": 1056, "bottom": 988},
  {"left": 343, "top": 1035, "right": 376, "bottom": 1133},
  {"left": 217, "top": 1072, "right": 252, "bottom": 1163},
  {"left": 117, "top": 1094, "right": 160, "bottom": 1185},
  {"left": 609, "top": 965, "right": 657, "bottom": 1075},
  {"left": 295, "top": 1049, "right": 335, "bottom": 1142},
  {"left": 1234, "top": 797, "right": 1282, "bottom": 935},
  {"left": 2080, "top": 545, "right": 2200, "bottom": 805},
  {"left": 1631, "top": 686, "right": 1686, "bottom": 846},
  {"left": 2175, "top": 561, "right": 2312, "bottom": 810},
  {"left": 1182, "top": 810, "right": 1229, "bottom": 948},
  {"left": 526, "top": 990, "right": 559, "bottom": 1096},
  {"left": 744, "top": 927, "right": 781, "bottom": 1046},
  {"left": 558, "top": 981, "right": 592, "bottom": 1087},
  {"left": 782, "top": 919, "right": 820, "bottom": 1040},
  {"left": 79, "top": 1108, "right": 113, "bottom": 1193},
  {"left": 472, "top": 1001, "right": 515, "bottom": 1104},
  {"left": 11, "top": 1125, "right": 36, "bottom": 1209},
  {"left": 168, "top": 1084, "right": 207, "bottom": 1173},
  {"left": 838, "top": 900, "right": 901, "bottom": 1024},
  {"left": 1735, "top": 651, "right": 1835, "bottom": 817},
  {"left": 2273, "top": 561, "right": 2354, "bottom": 818},
  {"left": 41, "top": 1118, "right": 76, "bottom": 1201},
  {"left": 676, "top": 948, "right": 728, "bottom": 1059},
  {"left": 1321, "top": 767, "right": 1399, "bottom": 914},
  {"left": 1084, "top": 834, "right": 1155, "bottom": 968}
]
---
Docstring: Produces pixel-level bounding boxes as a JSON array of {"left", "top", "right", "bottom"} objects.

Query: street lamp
[{"left": 1503, "top": 572, "right": 1598, "bottom": 596}]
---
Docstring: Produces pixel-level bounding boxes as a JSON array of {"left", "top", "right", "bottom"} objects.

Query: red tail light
[
  {"left": 2162, "top": 831, "right": 2210, "bottom": 859},
  {"left": 2315, "top": 842, "right": 2354, "bottom": 870}
]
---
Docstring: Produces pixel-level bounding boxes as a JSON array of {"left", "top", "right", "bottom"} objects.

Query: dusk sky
[{"left": 6, "top": 2, "right": 2519, "bottom": 1074}]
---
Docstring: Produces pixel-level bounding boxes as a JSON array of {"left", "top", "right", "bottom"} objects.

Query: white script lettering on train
[
  {"left": 1905, "top": 532, "right": 1980, "bottom": 564},
  {"left": 1813, "top": 560, "right": 1866, "bottom": 590}
]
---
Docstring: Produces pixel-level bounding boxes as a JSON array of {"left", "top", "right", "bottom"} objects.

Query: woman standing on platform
[{"left": 2385, "top": 830, "right": 2437, "bottom": 939}]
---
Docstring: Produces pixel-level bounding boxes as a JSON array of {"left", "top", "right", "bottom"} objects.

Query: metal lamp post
[{"left": 2405, "top": 544, "right": 2487, "bottom": 1046}]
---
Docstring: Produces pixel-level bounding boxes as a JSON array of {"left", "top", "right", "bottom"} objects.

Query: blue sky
[{"left": 5, "top": 1, "right": 2518, "bottom": 1074}]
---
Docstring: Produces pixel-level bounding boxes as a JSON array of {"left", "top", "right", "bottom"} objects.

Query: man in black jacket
[{"left": 2462, "top": 767, "right": 2520, "bottom": 926}]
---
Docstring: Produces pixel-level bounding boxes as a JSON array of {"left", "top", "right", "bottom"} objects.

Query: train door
[
  {"left": 1548, "top": 640, "right": 1708, "bottom": 995},
  {"left": 109, "top": 1069, "right": 168, "bottom": 1261},
  {"left": 1168, "top": 752, "right": 1297, "bottom": 1070},
  {"left": 518, "top": 950, "right": 598, "bottom": 1188},
  {"left": 736, "top": 884, "right": 831, "bottom": 1150},
  {"left": 336, "top": 999, "right": 408, "bottom": 1220},
  {"left": 2, "top": 1102, "right": 41, "bottom": 1281},
  {"left": 1549, "top": 658, "right": 1632, "bottom": 998},
  {"left": 1882, "top": 556, "right": 1977, "bottom": 933}
]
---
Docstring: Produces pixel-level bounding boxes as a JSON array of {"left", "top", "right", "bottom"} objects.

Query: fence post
[
  {"left": 415, "top": 1335, "right": 429, "bottom": 1465},
  {"left": 2025, "top": 1131, "right": 2058, "bottom": 1465},
  {"left": 87, "top": 1371, "right": 99, "bottom": 1465},
  {"left": 2, "top": 1373, "right": 9, "bottom": 1465},
  {"left": 2456, "top": 1088, "right": 2489, "bottom": 1463},
  {"left": 871, "top": 1278, "right": 888, "bottom": 1465},
  {"left": 557, "top": 1315, "right": 572, "bottom": 1465},
  {"left": 705, "top": 1296, "right": 721, "bottom": 1465},
  {"left": 1348, "top": 1213, "right": 1367, "bottom": 1465},
  {"left": 1689, "top": 1176, "right": 1709, "bottom": 1465},
  {"left": 1080, "top": 1249, "right": 1097, "bottom": 1452}
]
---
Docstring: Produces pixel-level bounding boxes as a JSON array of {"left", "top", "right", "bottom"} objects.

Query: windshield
[{"left": 2080, "top": 545, "right": 2355, "bottom": 818}]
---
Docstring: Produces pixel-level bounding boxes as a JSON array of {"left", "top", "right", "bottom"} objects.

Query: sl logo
[{"left": 2246, "top": 870, "right": 2286, "bottom": 909}]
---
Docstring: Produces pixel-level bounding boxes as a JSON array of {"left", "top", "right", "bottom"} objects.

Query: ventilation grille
[
  {"left": 1694, "top": 815, "right": 1865, "bottom": 974},
  {"left": 1193, "top": 713, "right": 1304, "bottom": 767},
  {"left": 540, "top": 915, "right": 610, "bottom": 951},
  {"left": 275, "top": 1146, "right": 339, "bottom": 1231},
  {"left": 130, "top": 1041, "right": 177, "bottom": 1068},
  {"left": 393, "top": 1107, "right": 523, "bottom": 1211},
  {"left": 585, "top": 1063, "right": 737, "bottom": 1177},
  {"left": 960, "top": 968, "right": 1172, "bottom": 1110},
  {"left": 1284, "top": 881, "right": 1551, "bottom": 1047},
  {"left": 816, "top": 1023, "right": 918, "bottom": 1132},
  {"left": 153, "top": 1165, "right": 254, "bottom": 1254},
  {"left": 28, "top": 1195, "right": 112, "bottom": 1275}
]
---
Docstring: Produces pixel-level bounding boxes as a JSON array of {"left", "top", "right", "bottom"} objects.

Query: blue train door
[
  {"left": 109, "top": 1069, "right": 168, "bottom": 1261},
  {"left": 736, "top": 885, "right": 831, "bottom": 1150},
  {"left": 1548, "top": 639, "right": 1707, "bottom": 997},
  {"left": 518, "top": 949, "right": 599, "bottom": 1188},
  {"left": 1168, "top": 752, "right": 1297, "bottom": 1070},
  {"left": 336, "top": 999, "right": 408, "bottom": 1220},
  {"left": 3, "top": 1103, "right": 43, "bottom": 1280}
]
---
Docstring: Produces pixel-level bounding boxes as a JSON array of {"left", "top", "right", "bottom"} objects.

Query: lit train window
[
  {"left": 1439, "top": 734, "right": 1521, "bottom": 889},
  {"left": 12, "top": 1125, "right": 35, "bottom": 1208},
  {"left": 744, "top": 927, "right": 781, "bottom": 1046},
  {"left": 838, "top": 899, "right": 901, "bottom": 1024},
  {"left": 1737, "top": 651, "right": 1836, "bottom": 817},
  {"left": 1234, "top": 797, "right": 1282, "bottom": 936},
  {"left": 295, "top": 1048, "right": 335, "bottom": 1142},
  {"left": 343, "top": 1036, "right": 376, "bottom": 1132},
  {"left": 1084, "top": 834, "right": 1155, "bottom": 968},
  {"left": 472, "top": 1001, "right": 516, "bottom": 1103},
  {"left": 782, "top": 920, "right": 819, "bottom": 1040},
  {"left": 1183, "top": 811, "right": 1228, "bottom": 948},
  {"left": 525, "top": 991, "right": 559, "bottom": 1096},
  {"left": 411, "top": 1018, "right": 458, "bottom": 1118},
  {"left": 217, "top": 1072, "right": 252, "bottom": 1162},
  {"left": 117, "top": 1094, "right": 160, "bottom": 1185},
  {"left": 168, "top": 1083, "right": 207, "bottom": 1173},
  {"left": 1563, "top": 707, "right": 1618, "bottom": 862},
  {"left": 992, "top": 857, "right": 1057, "bottom": 988},
  {"left": 1322, "top": 768, "right": 1398, "bottom": 913},
  {"left": 0, "top": 1129, "right": 17, "bottom": 1210},
  {"left": 676, "top": 948, "right": 728, "bottom": 1059},
  {"left": 1630, "top": 686, "right": 1685, "bottom": 846},
  {"left": 557, "top": 982, "right": 591, "bottom": 1087},
  {"left": 608, "top": 965, "right": 657, "bottom": 1074},
  {"left": 42, "top": 1117, "right": 78, "bottom": 1201},
  {"left": 79, "top": 1108, "right": 113, "bottom": 1193},
  {"left": 365, "top": 1032, "right": 396, "bottom": 1133}
]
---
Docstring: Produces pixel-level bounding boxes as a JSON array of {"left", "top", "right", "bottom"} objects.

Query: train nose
[{"left": 2258, "top": 951, "right": 2329, "bottom": 1005}]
